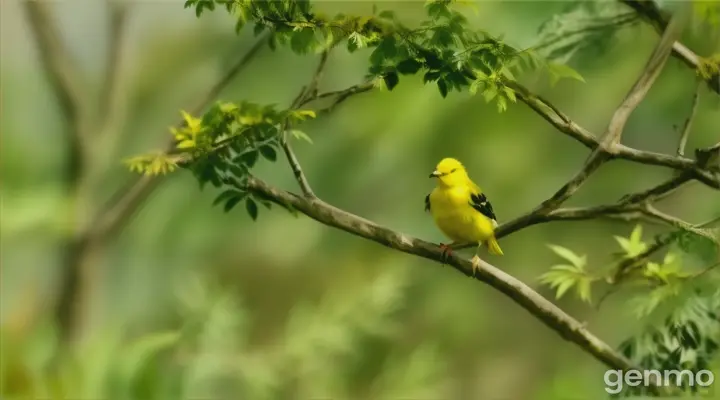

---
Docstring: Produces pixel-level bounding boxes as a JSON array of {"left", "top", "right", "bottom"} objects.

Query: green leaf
[
  {"left": 292, "top": 109, "right": 316, "bottom": 120},
  {"left": 213, "top": 189, "right": 242, "bottom": 207},
  {"left": 676, "top": 231, "right": 719, "bottom": 264},
  {"left": 238, "top": 150, "right": 259, "bottom": 168},
  {"left": 482, "top": 86, "right": 498, "bottom": 103},
  {"left": 290, "top": 27, "right": 317, "bottom": 54},
  {"left": 614, "top": 225, "right": 648, "bottom": 257},
  {"left": 246, "top": 198, "right": 259, "bottom": 221},
  {"left": 547, "top": 61, "right": 585, "bottom": 86},
  {"left": 577, "top": 277, "right": 592, "bottom": 303},
  {"left": 253, "top": 22, "right": 266, "bottom": 36},
  {"left": 502, "top": 86, "right": 517, "bottom": 103},
  {"left": 384, "top": 72, "right": 399, "bottom": 91},
  {"left": 176, "top": 139, "right": 195, "bottom": 149},
  {"left": 396, "top": 59, "right": 422, "bottom": 75},
  {"left": 630, "top": 224, "right": 643, "bottom": 244},
  {"left": 259, "top": 145, "right": 277, "bottom": 162},
  {"left": 423, "top": 70, "right": 442, "bottom": 83},
  {"left": 496, "top": 95, "right": 507, "bottom": 113},
  {"left": 437, "top": 78, "right": 448, "bottom": 98},
  {"left": 224, "top": 195, "right": 244, "bottom": 213},
  {"left": 556, "top": 278, "right": 575, "bottom": 299},
  {"left": 548, "top": 244, "right": 586, "bottom": 269},
  {"left": 370, "top": 36, "right": 397, "bottom": 66},
  {"left": 289, "top": 129, "right": 313, "bottom": 144}
]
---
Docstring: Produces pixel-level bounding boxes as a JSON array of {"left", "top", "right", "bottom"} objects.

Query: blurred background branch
[{"left": 619, "top": 0, "right": 720, "bottom": 94}]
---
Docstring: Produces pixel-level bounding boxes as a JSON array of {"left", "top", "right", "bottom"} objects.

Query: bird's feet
[
  {"left": 470, "top": 255, "right": 483, "bottom": 277},
  {"left": 439, "top": 243, "right": 454, "bottom": 264}
]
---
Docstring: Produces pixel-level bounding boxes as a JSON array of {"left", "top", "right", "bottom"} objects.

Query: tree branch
[
  {"left": 98, "top": 1, "right": 130, "bottom": 129},
  {"left": 603, "top": 10, "right": 685, "bottom": 147},
  {"left": 619, "top": 0, "right": 720, "bottom": 95},
  {"left": 510, "top": 82, "right": 718, "bottom": 187},
  {"left": 511, "top": 12, "right": 685, "bottom": 218},
  {"left": 23, "top": 0, "right": 89, "bottom": 178},
  {"left": 243, "top": 176, "right": 661, "bottom": 385},
  {"left": 676, "top": 82, "right": 701, "bottom": 157},
  {"left": 640, "top": 204, "right": 717, "bottom": 242}
]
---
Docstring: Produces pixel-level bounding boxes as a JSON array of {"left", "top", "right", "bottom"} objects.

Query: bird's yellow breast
[{"left": 429, "top": 186, "right": 495, "bottom": 243}]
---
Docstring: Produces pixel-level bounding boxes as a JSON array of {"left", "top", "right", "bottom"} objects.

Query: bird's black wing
[
  {"left": 469, "top": 192, "right": 497, "bottom": 221},
  {"left": 424, "top": 194, "right": 431, "bottom": 212}
]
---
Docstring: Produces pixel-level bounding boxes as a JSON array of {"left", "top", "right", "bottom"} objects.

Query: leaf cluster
[
  {"left": 539, "top": 224, "right": 720, "bottom": 396},
  {"left": 540, "top": 225, "right": 718, "bottom": 314},
  {"left": 126, "top": 102, "right": 315, "bottom": 220},
  {"left": 534, "top": 1, "right": 639, "bottom": 64},
  {"left": 617, "top": 292, "right": 720, "bottom": 397},
  {"left": 184, "top": 0, "right": 585, "bottom": 112}
]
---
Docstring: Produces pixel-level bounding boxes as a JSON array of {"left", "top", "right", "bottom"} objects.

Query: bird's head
[{"left": 430, "top": 157, "right": 468, "bottom": 187}]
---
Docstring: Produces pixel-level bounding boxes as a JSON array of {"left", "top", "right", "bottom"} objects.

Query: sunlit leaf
[
  {"left": 289, "top": 129, "right": 313, "bottom": 144},
  {"left": 547, "top": 244, "right": 586, "bottom": 269}
]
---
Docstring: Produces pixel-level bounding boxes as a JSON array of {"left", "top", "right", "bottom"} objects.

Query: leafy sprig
[{"left": 183, "top": 0, "right": 585, "bottom": 112}]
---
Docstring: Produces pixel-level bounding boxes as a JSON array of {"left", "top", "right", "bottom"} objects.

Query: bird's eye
[{"left": 450, "top": 168, "right": 457, "bottom": 173}]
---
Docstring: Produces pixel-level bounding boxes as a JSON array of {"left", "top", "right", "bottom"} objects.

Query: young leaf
[
  {"left": 547, "top": 244, "right": 586, "bottom": 269},
  {"left": 246, "top": 198, "right": 259, "bottom": 220},
  {"left": 556, "top": 278, "right": 575, "bottom": 299},
  {"left": 546, "top": 61, "right": 585, "bottom": 86},
  {"left": 289, "top": 129, "right": 313, "bottom": 144}
]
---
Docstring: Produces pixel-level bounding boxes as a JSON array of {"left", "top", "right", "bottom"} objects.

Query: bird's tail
[{"left": 486, "top": 236, "right": 504, "bottom": 256}]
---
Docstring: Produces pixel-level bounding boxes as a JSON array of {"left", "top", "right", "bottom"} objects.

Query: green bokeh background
[{"left": 1, "top": 1, "right": 719, "bottom": 399}]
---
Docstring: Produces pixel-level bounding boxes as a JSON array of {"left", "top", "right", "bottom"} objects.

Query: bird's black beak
[{"left": 429, "top": 170, "right": 440, "bottom": 178}]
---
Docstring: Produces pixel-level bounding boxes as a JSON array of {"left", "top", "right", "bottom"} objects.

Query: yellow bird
[{"left": 425, "top": 157, "right": 504, "bottom": 275}]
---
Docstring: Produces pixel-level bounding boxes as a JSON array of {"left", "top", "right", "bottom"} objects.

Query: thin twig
[
  {"left": 640, "top": 204, "right": 717, "bottom": 242},
  {"left": 279, "top": 50, "right": 331, "bottom": 198},
  {"left": 98, "top": 1, "right": 130, "bottom": 128},
  {"left": 677, "top": 82, "right": 701, "bottom": 156}
]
